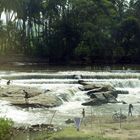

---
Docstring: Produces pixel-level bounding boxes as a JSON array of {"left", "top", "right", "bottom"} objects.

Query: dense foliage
[
  {"left": 0, "top": 0, "right": 140, "bottom": 64},
  {"left": 0, "top": 118, "right": 13, "bottom": 140}
]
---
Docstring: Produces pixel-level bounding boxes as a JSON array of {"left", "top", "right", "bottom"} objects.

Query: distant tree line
[{"left": 0, "top": 0, "right": 140, "bottom": 64}]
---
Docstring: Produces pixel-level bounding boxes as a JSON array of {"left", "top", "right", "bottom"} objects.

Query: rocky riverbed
[{"left": 0, "top": 81, "right": 129, "bottom": 109}]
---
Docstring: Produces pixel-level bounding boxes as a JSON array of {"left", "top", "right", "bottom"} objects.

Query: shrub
[{"left": 0, "top": 118, "right": 14, "bottom": 140}]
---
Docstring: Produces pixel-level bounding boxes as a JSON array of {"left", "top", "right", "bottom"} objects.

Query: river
[{"left": 0, "top": 65, "right": 140, "bottom": 128}]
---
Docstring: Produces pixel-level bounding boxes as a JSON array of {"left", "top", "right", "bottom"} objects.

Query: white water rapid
[{"left": 0, "top": 70, "right": 140, "bottom": 126}]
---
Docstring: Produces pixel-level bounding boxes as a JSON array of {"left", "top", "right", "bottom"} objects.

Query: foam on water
[
  {"left": 0, "top": 70, "right": 140, "bottom": 125},
  {"left": 0, "top": 100, "right": 58, "bottom": 126},
  {"left": 117, "top": 87, "right": 140, "bottom": 104},
  {"left": 0, "top": 70, "right": 140, "bottom": 79},
  {"left": 0, "top": 100, "right": 29, "bottom": 124}
]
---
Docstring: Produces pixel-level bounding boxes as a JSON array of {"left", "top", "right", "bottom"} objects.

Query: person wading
[
  {"left": 82, "top": 108, "right": 85, "bottom": 118},
  {"left": 82, "top": 108, "right": 86, "bottom": 126},
  {"left": 128, "top": 104, "right": 133, "bottom": 116},
  {"left": 7, "top": 80, "right": 11, "bottom": 85},
  {"left": 23, "top": 90, "right": 29, "bottom": 104}
]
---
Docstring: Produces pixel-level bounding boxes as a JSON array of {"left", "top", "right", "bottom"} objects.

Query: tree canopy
[{"left": 0, "top": 0, "right": 140, "bottom": 64}]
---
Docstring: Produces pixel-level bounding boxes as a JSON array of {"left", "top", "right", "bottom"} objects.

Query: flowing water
[{"left": 0, "top": 66, "right": 140, "bottom": 128}]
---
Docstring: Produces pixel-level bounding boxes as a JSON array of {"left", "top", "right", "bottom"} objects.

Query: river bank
[
  {"left": 81, "top": 114, "right": 140, "bottom": 140},
  {"left": 11, "top": 114, "right": 140, "bottom": 140}
]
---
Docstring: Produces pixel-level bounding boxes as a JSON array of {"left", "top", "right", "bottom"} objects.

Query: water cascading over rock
[{"left": 78, "top": 80, "right": 129, "bottom": 106}]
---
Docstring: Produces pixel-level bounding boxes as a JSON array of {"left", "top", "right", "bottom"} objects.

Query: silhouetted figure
[
  {"left": 82, "top": 108, "right": 85, "bottom": 118},
  {"left": 7, "top": 80, "right": 10, "bottom": 85},
  {"left": 128, "top": 104, "right": 133, "bottom": 116},
  {"left": 23, "top": 90, "right": 29, "bottom": 104},
  {"left": 81, "top": 108, "right": 86, "bottom": 126}
]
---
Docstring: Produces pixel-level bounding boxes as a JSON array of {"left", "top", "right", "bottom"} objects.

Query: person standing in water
[
  {"left": 128, "top": 104, "right": 133, "bottom": 116},
  {"left": 23, "top": 90, "right": 29, "bottom": 104},
  {"left": 7, "top": 80, "right": 11, "bottom": 85},
  {"left": 82, "top": 108, "right": 85, "bottom": 118},
  {"left": 82, "top": 108, "right": 86, "bottom": 126}
]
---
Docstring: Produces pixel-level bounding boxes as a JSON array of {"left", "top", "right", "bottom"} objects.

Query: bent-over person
[
  {"left": 23, "top": 90, "right": 29, "bottom": 104},
  {"left": 7, "top": 80, "right": 11, "bottom": 85}
]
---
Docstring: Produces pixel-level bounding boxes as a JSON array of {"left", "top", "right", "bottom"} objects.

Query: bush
[{"left": 0, "top": 118, "right": 14, "bottom": 140}]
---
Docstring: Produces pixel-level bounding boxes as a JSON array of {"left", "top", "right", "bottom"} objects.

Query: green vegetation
[
  {"left": 0, "top": 0, "right": 140, "bottom": 64},
  {"left": 0, "top": 118, "right": 14, "bottom": 140},
  {"left": 35, "top": 127, "right": 115, "bottom": 140}
]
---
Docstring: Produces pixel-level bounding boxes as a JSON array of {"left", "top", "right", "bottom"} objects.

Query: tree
[
  {"left": 0, "top": 0, "right": 139, "bottom": 64},
  {"left": 115, "top": 17, "right": 140, "bottom": 63}
]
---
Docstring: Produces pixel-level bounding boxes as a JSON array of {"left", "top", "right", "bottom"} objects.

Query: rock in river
[
  {"left": 78, "top": 81, "right": 115, "bottom": 91},
  {"left": 82, "top": 98, "right": 108, "bottom": 106},
  {"left": 0, "top": 85, "right": 62, "bottom": 108},
  {"left": 79, "top": 81, "right": 128, "bottom": 106}
]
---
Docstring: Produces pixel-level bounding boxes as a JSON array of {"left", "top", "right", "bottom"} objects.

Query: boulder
[
  {"left": 82, "top": 98, "right": 107, "bottom": 106},
  {"left": 0, "top": 85, "right": 62, "bottom": 108},
  {"left": 78, "top": 81, "right": 114, "bottom": 91},
  {"left": 85, "top": 87, "right": 115, "bottom": 96},
  {"left": 86, "top": 90, "right": 118, "bottom": 99},
  {"left": 30, "top": 94, "right": 62, "bottom": 107},
  {"left": 103, "top": 92, "right": 118, "bottom": 103},
  {"left": 0, "top": 85, "right": 42, "bottom": 98},
  {"left": 90, "top": 92, "right": 107, "bottom": 100},
  {"left": 114, "top": 90, "right": 129, "bottom": 94},
  {"left": 78, "top": 84, "right": 100, "bottom": 91},
  {"left": 65, "top": 119, "right": 74, "bottom": 124},
  {"left": 82, "top": 91, "right": 119, "bottom": 106},
  {"left": 79, "top": 81, "right": 129, "bottom": 106}
]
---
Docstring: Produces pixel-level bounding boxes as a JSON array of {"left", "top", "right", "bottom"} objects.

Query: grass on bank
[
  {"left": 34, "top": 115, "right": 140, "bottom": 140},
  {"left": 0, "top": 118, "right": 14, "bottom": 140},
  {"left": 35, "top": 127, "right": 115, "bottom": 140}
]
